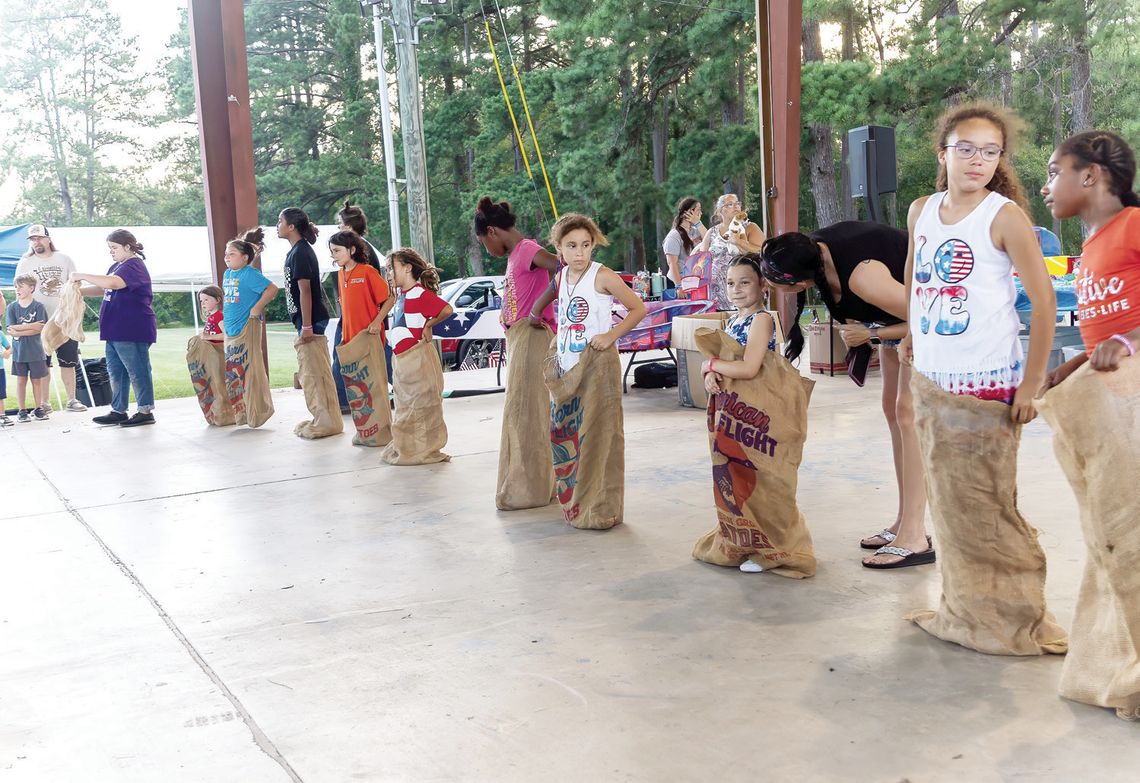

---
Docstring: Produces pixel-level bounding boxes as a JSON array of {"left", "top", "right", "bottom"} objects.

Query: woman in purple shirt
[{"left": 73, "top": 229, "right": 158, "bottom": 427}]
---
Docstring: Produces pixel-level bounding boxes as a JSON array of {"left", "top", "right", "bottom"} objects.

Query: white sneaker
[
  {"left": 66, "top": 399, "right": 88, "bottom": 412},
  {"left": 739, "top": 560, "right": 764, "bottom": 573}
]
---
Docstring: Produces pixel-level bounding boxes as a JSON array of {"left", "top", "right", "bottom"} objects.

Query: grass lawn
[{"left": 75, "top": 323, "right": 305, "bottom": 402}]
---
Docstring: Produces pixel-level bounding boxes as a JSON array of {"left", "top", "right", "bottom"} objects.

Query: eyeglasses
[{"left": 944, "top": 141, "right": 1003, "bottom": 162}]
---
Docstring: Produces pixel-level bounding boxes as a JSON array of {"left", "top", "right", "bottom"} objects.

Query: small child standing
[
  {"left": 382, "top": 248, "right": 454, "bottom": 465},
  {"left": 198, "top": 285, "right": 225, "bottom": 343},
  {"left": 693, "top": 254, "right": 817, "bottom": 577},
  {"left": 6, "top": 275, "right": 51, "bottom": 422},
  {"left": 527, "top": 214, "right": 646, "bottom": 529},
  {"left": 330, "top": 230, "right": 393, "bottom": 447},
  {"left": 0, "top": 297, "right": 12, "bottom": 427},
  {"left": 222, "top": 229, "right": 279, "bottom": 428}
]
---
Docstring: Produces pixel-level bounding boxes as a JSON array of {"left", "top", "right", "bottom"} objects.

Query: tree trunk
[
  {"left": 802, "top": 17, "right": 842, "bottom": 229},
  {"left": 467, "top": 233, "right": 484, "bottom": 276},
  {"left": 1069, "top": 7, "right": 1093, "bottom": 132}
]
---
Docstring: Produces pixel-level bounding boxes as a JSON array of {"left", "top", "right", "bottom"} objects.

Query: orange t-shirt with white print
[
  {"left": 1076, "top": 206, "right": 1140, "bottom": 355},
  {"left": 338, "top": 264, "right": 390, "bottom": 344}
]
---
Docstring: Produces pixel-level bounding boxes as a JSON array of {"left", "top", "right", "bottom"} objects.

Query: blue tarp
[{"left": 0, "top": 224, "right": 30, "bottom": 286}]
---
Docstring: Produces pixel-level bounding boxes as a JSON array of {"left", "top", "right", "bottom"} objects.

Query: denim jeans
[
  {"left": 294, "top": 319, "right": 329, "bottom": 336},
  {"left": 105, "top": 340, "right": 155, "bottom": 413},
  {"left": 331, "top": 320, "right": 348, "bottom": 408}
]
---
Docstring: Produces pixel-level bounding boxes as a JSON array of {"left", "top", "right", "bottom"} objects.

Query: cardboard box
[
  {"left": 672, "top": 312, "right": 730, "bottom": 408},
  {"left": 807, "top": 321, "right": 848, "bottom": 374}
]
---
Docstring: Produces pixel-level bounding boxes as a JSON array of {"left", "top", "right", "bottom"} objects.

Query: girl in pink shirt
[{"left": 474, "top": 196, "right": 560, "bottom": 510}]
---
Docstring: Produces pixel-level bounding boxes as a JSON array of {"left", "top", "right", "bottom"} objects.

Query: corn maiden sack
[
  {"left": 542, "top": 343, "right": 624, "bottom": 530},
  {"left": 690, "top": 328, "right": 816, "bottom": 578},
  {"left": 186, "top": 335, "right": 235, "bottom": 426}
]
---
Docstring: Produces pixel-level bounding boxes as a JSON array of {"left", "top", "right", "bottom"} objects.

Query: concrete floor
[{"left": 2, "top": 356, "right": 1136, "bottom": 782}]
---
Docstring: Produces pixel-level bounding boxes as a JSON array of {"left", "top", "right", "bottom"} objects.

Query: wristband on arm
[{"left": 1109, "top": 334, "right": 1136, "bottom": 356}]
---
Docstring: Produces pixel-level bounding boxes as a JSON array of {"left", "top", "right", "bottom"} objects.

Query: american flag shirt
[{"left": 911, "top": 190, "right": 1024, "bottom": 402}]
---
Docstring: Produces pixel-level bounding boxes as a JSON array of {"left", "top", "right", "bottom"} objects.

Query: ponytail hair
[
  {"left": 932, "top": 101, "right": 1030, "bottom": 212},
  {"left": 106, "top": 228, "right": 145, "bottom": 259},
  {"left": 337, "top": 201, "right": 368, "bottom": 235},
  {"left": 227, "top": 227, "right": 265, "bottom": 266},
  {"left": 1057, "top": 130, "right": 1140, "bottom": 208},
  {"left": 672, "top": 196, "right": 700, "bottom": 256},
  {"left": 389, "top": 247, "right": 441, "bottom": 293},
  {"left": 758, "top": 232, "right": 829, "bottom": 362},
  {"left": 328, "top": 230, "right": 370, "bottom": 265},
  {"left": 280, "top": 207, "right": 318, "bottom": 244},
  {"left": 474, "top": 195, "right": 517, "bottom": 235}
]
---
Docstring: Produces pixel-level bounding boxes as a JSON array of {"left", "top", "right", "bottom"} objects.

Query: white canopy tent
[{"left": 45, "top": 224, "right": 343, "bottom": 292}]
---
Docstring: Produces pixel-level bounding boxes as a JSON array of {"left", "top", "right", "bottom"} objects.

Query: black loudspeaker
[{"left": 848, "top": 125, "right": 897, "bottom": 223}]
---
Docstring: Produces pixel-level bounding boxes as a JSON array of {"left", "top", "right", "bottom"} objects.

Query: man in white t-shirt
[{"left": 15, "top": 224, "right": 86, "bottom": 411}]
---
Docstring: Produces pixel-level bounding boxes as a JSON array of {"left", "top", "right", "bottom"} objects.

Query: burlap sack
[
  {"left": 186, "top": 335, "right": 236, "bottom": 426},
  {"left": 496, "top": 324, "right": 556, "bottom": 510},
  {"left": 293, "top": 335, "right": 344, "bottom": 439},
  {"left": 381, "top": 339, "right": 450, "bottom": 465},
  {"left": 224, "top": 319, "right": 274, "bottom": 429},
  {"left": 542, "top": 344, "right": 624, "bottom": 530},
  {"left": 1037, "top": 359, "right": 1140, "bottom": 718},
  {"left": 336, "top": 330, "right": 392, "bottom": 447},
  {"left": 42, "top": 280, "right": 86, "bottom": 353},
  {"left": 907, "top": 372, "right": 1068, "bottom": 656},
  {"left": 690, "top": 328, "right": 817, "bottom": 578}
]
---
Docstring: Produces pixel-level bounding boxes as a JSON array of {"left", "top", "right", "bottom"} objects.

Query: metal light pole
[
  {"left": 369, "top": 3, "right": 403, "bottom": 250},
  {"left": 391, "top": 0, "right": 436, "bottom": 262}
]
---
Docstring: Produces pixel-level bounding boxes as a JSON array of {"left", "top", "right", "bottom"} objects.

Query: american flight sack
[{"left": 690, "top": 328, "right": 816, "bottom": 578}]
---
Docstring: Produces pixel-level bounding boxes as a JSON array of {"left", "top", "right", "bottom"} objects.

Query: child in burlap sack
[
  {"left": 330, "top": 230, "right": 393, "bottom": 447},
  {"left": 1039, "top": 130, "right": 1140, "bottom": 719},
  {"left": 899, "top": 103, "right": 1067, "bottom": 656},
  {"left": 473, "top": 196, "right": 560, "bottom": 510},
  {"left": 528, "top": 214, "right": 646, "bottom": 529},
  {"left": 382, "top": 248, "right": 454, "bottom": 465},
  {"left": 222, "top": 229, "right": 278, "bottom": 428},
  {"left": 694, "top": 255, "right": 816, "bottom": 577},
  {"left": 186, "top": 285, "right": 233, "bottom": 425}
]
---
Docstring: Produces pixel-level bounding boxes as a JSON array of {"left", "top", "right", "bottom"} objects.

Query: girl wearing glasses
[{"left": 900, "top": 103, "right": 1066, "bottom": 657}]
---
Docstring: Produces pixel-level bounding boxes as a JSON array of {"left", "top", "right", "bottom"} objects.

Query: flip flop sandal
[
  {"left": 860, "top": 529, "right": 896, "bottom": 549},
  {"left": 860, "top": 532, "right": 933, "bottom": 551},
  {"left": 862, "top": 544, "right": 937, "bottom": 570}
]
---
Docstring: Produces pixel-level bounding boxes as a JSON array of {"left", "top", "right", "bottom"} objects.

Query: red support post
[{"left": 188, "top": 0, "right": 259, "bottom": 284}]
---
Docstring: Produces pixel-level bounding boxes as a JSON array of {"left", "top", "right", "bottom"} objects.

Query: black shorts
[
  {"left": 45, "top": 338, "right": 80, "bottom": 368},
  {"left": 0, "top": 368, "right": 6, "bottom": 399}
]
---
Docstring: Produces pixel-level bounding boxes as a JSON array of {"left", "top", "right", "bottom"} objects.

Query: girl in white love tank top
[
  {"left": 556, "top": 261, "right": 613, "bottom": 374},
  {"left": 911, "top": 190, "right": 1023, "bottom": 403}
]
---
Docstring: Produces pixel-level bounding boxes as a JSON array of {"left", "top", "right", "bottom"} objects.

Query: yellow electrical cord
[
  {"left": 511, "top": 61, "right": 558, "bottom": 220},
  {"left": 484, "top": 17, "right": 532, "bottom": 177}
]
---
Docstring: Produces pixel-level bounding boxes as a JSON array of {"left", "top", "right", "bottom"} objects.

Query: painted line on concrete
[{"left": 16, "top": 439, "right": 305, "bottom": 783}]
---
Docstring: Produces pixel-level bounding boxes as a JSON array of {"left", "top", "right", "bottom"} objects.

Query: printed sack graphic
[{"left": 691, "top": 328, "right": 816, "bottom": 578}]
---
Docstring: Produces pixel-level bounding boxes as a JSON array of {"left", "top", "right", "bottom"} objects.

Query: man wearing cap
[{"left": 15, "top": 225, "right": 86, "bottom": 411}]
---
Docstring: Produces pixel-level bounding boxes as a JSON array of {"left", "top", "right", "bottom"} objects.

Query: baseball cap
[{"left": 27, "top": 224, "right": 50, "bottom": 238}]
